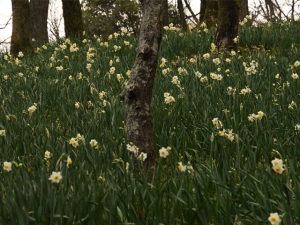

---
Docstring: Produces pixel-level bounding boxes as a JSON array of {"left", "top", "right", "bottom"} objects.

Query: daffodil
[
  {"left": 127, "top": 143, "right": 139, "bottom": 156},
  {"left": 271, "top": 158, "right": 283, "bottom": 167},
  {"left": 272, "top": 165, "right": 284, "bottom": 174},
  {"left": 0, "top": 130, "right": 5, "bottom": 136},
  {"left": 28, "top": 105, "right": 37, "bottom": 114},
  {"left": 159, "top": 147, "right": 169, "bottom": 158},
  {"left": 67, "top": 156, "right": 72, "bottom": 168},
  {"left": 291, "top": 73, "right": 299, "bottom": 79},
  {"left": 49, "top": 171, "right": 62, "bottom": 183},
  {"left": 137, "top": 152, "right": 147, "bottom": 161},
  {"left": 90, "top": 139, "right": 98, "bottom": 148},
  {"left": 268, "top": 212, "right": 282, "bottom": 225},
  {"left": 69, "top": 138, "right": 79, "bottom": 148},
  {"left": 177, "top": 162, "right": 187, "bottom": 172},
  {"left": 3, "top": 161, "right": 12, "bottom": 172},
  {"left": 271, "top": 158, "right": 285, "bottom": 174},
  {"left": 44, "top": 151, "right": 51, "bottom": 159}
]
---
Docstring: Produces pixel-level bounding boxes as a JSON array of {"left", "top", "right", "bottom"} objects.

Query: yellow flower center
[
  {"left": 54, "top": 175, "right": 59, "bottom": 180},
  {"left": 270, "top": 217, "right": 276, "bottom": 222},
  {"left": 178, "top": 165, "right": 182, "bottom": 171}
]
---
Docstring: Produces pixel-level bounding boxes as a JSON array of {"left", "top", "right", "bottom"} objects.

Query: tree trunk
[
  {"left": 239, "top": 0, "right": 249, "bottom": 20},
  {"left": 202, "top": 0, "right": 218, "bottom": 28},
  {"left": 30, "top": 0, "right": 49, "bottom": 44},
  {"left": 177, "top": 0, "right": 188, "bottom": 31},
  {"left": 201, "top": 0, "right": 248, "bottom": 27},
  {"left": 291, "top": 0, "right": 295, "bottom": 21},
  {"left": 61, "top": 0, "right": 84, "bottom": 38},
  {"left": 163, "top": 0, "right": 169, "bottom": 26},
  {"left": 120, "top": 0, "right": 163, "bottom": 171},
  {"left": 10, "top": 0, "right": 32, "bottom": 56},
  {"left": 215, "top": 0, "right": 239, "bottom": 52},
  {"left": 265, "top": 0, "right": 275, "bottom": 20},
  {"left": 199, "top": 0, "right": 207, "bottom": 22}
]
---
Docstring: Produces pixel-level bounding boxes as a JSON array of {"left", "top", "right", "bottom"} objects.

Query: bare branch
[
  {"left": 0, "top": 16, "right": 12, "bottom": 29},
  {"left": 0, "top": 36, "right": 11, "bottom": 45},
  {"left": 183, "top": 0, "right": 199, "bottom": 24},
  {"left": 270, "top": 0, "right": 289, "bottom": 20},
  {"left": 47, "top": 0, "right": 63, "bottom": 41}
]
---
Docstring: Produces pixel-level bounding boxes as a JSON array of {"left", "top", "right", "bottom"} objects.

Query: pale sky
[
  {"left": 0, "top": 0, "right": 295, "bottom": 51},
  {"left": 0, "top": 0, "right": 12, "bottom": 46}
]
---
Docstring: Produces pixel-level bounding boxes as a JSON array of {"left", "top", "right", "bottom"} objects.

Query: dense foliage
[
  {"left": 82, "top": 0, "right": 141, "bottom": 37},
  {"left": 1, "top": 20, "right": 300, "bottom": 224}
]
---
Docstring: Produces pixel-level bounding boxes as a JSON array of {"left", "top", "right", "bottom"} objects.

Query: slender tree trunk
[
  {"left": 10, "top": 0, "right": 32, "bottom": 56},
  {"left": 30, "top": 0, "right": 49, "bottom": 43},
  {"left": 262, "top": 0, "right": 276, "bottom": 20},
  {"left": 163, "top": 0, "right": 169, "bottom": 26},
  {"left": 178, "top": 0, "right": 188, "bottom": 31},
  {"left": 291, "top": 0, "right": 295, "bottom": 21},
  {"left": 265, "top": 0, "right": 275, "bottom": 19},
  {"left": 199, "top": 0, "right": 207, "bottom": 22},
  {"left": 61, "top": 0, "right": 84, "bottom": 38},
  {"left": 120, "top": 0, "right": 163, "bottom": 171},
  {"left": 215, "top": 0, "right": 239, "bottom": 52}
]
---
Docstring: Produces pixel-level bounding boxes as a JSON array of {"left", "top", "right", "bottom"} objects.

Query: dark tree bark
[
  {"left": 291, "top": 0, "right": 296, "bottom": 20},
  {"left": 202, "top": 0, "right": 218, "bottom": 28},
  {"left": 201, "top": 0, "right": 248, "bottom": 27},
  {"left": 120, "top": 0, "right": 163, "bottom": 171},
  {"left": 265, "top": 0, "right": 275, "bottom": 19},
  {"left": 199, "top": 0, "right": 207, "bottom": 22},
  {"left": 215, "top": 0, "right": 239, "bottom": 52},
  {"left": 177, "top": 0, "right": 188, "bottom": 31},
  {"left": 163, "top": 0, "right": 169, "bottom": 26},
  {"left": 10, "top": 0, "right": 32, "bottom": 56},
  {"left": 62, "top": 0, "right": 84, "bottom": 38},
  {"left": 239, "top": 0, "right": 249, "bottom": 20},
  {"left": 30, "top": 0, "right": 49, "bottom": 43}
]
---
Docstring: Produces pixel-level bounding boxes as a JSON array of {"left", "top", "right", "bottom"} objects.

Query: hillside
[{"left": 0, "top": 20, "right": 300, "bottom": 224}]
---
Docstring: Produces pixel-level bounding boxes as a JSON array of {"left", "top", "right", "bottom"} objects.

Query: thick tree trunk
[
  {"left": 201, "top": 0, "right": 248, "bottom": 27},
  {"left": 215, "top": 0, "right": 239, "bottom": 52},
  {"left": 178, "top": 0, "right": 188, "bottom": 31},
  {"left": 61, "top": 0, "right": 84, "bottom": 38},
  {"left": 239, "top": 0, "right": 249, "bottom": 20},
  {"left": 163, "top": 0, "right": 169, "bottom": 26},
  {"left": 30, "top": 0, "right": 49, "bottom": 44},
  {"left": 202, "top": 0, "right": 218, "bottom": 28},
  {"left": 120, "top": 0, "right": 163, "bottom": 170},
  {"left": 10, "top": 0, "right": 32, "bottom": 56}
]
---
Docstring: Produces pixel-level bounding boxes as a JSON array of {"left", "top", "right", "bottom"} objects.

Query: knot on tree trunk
[{"left": 140, "top": 45, "right": 154, "bottom": 60}]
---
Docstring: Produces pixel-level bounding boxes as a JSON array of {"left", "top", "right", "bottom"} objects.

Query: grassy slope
[{"left": 0, "top": 21, "right": 300, "bottom": 224}]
